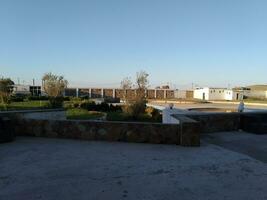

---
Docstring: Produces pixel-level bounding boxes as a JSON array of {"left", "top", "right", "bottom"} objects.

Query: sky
[{"left": 0, "top": 0, "right": 266, "bottom": 89}]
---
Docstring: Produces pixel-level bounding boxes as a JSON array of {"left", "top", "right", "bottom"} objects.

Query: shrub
[
  {"left": 80, "top": 101, "right": 97, "bottom": 110},
  {"left": 109, "top": 104, "right": 122, "bottom": 112},
  {"left": 125, "top": 99, "right": 147, "bottom": 120},
  {"left": 27, "top": 96, "right": 49, "bottom": 101},
  {"left": 49, "top": 96, "right": 64, "bottom": 108},
  {"left": 10, "top": 96, "right": 25, "bottom": 102},
  {"left": 151, "top": 108, "right": 161, "bottom": 122}
]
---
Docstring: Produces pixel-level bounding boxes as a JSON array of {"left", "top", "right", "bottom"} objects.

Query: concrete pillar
[
  {"left": 76, "top": 88, "right": 79, "bottom": 97},
  {"left": 155, "top": 90, "right": 157, "bottom": 99},
  {"left": 113, "top": 89, "right": 115, "bottom": 98},
  {"left": 89, "top": 88, "right": 92, "bottom": 98},
  {"left": 101, "top": 88, "right": 104, "bottom": 98}
]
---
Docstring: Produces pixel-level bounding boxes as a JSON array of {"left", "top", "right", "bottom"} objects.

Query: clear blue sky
[{"left": 0, "top": 0, "right": 266, "bottom": 88}]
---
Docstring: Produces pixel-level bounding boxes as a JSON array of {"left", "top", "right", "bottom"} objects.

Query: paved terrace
[{"left": 1, "top": 132, "right": 267, "bottom": 200}]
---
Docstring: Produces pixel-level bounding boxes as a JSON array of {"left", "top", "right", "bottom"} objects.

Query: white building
[{"left": 194, "top": 87, "right": 243, "bottom": 101}]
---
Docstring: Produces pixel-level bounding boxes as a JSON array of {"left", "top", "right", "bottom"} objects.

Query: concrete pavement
[{"left": 0, "top": 135, "right": 267, "bottom": 200}]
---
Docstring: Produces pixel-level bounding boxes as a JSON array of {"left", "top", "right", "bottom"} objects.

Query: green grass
[
  {"left": 106, "top": 111, "right": 161, "bottom": 123},
  {"left": 66, "top": 108, "right": 105, "bottom": 120},
  {"left": 0, "top": 100, "right": 50, "bottom": 111},
  {"left": 106, "top": 111, "right": 130, "bottom": 121}
]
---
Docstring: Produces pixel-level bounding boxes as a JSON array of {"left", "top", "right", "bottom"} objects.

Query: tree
[
  {"left": 0, "top": 78, "right": 14, "bottom": 105},
  {"left": 136, "top": 70, "right": 149, "bottom": 99},
  {"left": 136, "top": 70, "right": 149, "bottom": 90},
  {"left": 42, "top": 72, "right": 68, "bottom": 97},
  {"left": 120, "top": 77, "right": 132, "bottom": 102},
  {"left": 121, "top": 70, "right": 150, "bottom": 119},
  {"left": 42, "top": 73, "right": 68, "bottom": 108}
]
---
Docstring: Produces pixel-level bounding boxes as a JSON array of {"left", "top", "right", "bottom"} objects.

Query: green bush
[
  {"left": 27, "top": 96, "right": 49, "bottom": 101},
  {"left": 10, "top": 96, "right": 24, "bottom": 102},
  {"left": 80, "top": 101, "right": 97, "bottom": 110},
  {"left": 49, "top": 96, "right": 64, "bottom": 108},
  {"left": 125, "top": 99, "right": 147, "bottom": 120}
]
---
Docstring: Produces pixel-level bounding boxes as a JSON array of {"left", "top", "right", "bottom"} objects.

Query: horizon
[{"left": 1, "top": 0, "right": 267, "bottom": 89}]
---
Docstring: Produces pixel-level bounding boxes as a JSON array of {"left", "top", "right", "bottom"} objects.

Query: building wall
[
  {"left": 194, "top": 88, "right": 210, "bottom": 100},
  {"left": 194, "top": 88, "right": 244, "bottom": 101},
  {"left": 249, "top": 90, "right": 267, "bottom": 99}
]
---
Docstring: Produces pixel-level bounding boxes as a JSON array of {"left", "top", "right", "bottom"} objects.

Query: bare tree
[
  {"left": 136, "top": 70, "right": 149, "bottom": 90},
  {"left": 42, "top": 72, "right": 68, "bottom": 97},
  {"left": 120, "top": 77, "right": 132, "bottom": 102},
  {"left": 136, "top": 70, "right": 149, "bottom": 99},
  {"left": 121, "top": 71, "right": 150, "bottom": 119}
]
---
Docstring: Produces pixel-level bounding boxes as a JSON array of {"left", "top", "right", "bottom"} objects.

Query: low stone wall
[
  {"left": 0, "top": 117, "right": 15, "bottom": 143},
  {"left": 241, "top": 113, "right": 267, "bottom": 134},
  {"left": 14, "top": 119, "right": 183, "bottom": 145},
  {"left": 22, "top": 111, "right": 66, "bottom": 120},
  {"left": 172, "top": 113, "right": 241, "bottom": 134}
]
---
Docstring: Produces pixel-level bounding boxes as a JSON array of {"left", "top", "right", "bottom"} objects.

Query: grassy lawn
[
  {"left": 106, "top": 111, "right": 161, "bottom": 123},
  {"left": 66, "top": 108, "right": 105, "bottom": 120},
  {"left": 0, "top": 101, "right": 50, "bottom": 111}
]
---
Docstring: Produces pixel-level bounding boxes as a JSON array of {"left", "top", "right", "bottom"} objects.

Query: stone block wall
[
  {"left": 126, "top": 89, "right": 136, "bottom": 100},
  {"left": 241, "top": 113, "right": 267, "bottom": 134},
  {"left": 156, "top": 90, "right": 165, "bottom": 99},
  {"left": 186, "top": 91, "right": 194, "bottom": 99},
  {"left": 65, "top": 88, "right": 76, "bottom": 97},
  {"left": 65, "top": 88, "right": 183, "bottom": 100},
  {"left": 180, "top": 113, "right": 240, "bottom": 133},
  {"left": 115, "top": 89, "right": 125, "bottom": 99},
  {"left": 14, "top": 119, "right": 182, "bottom": 145},
  {"left": 147, "top": 90, "right": 156, "bottom": 99},
  {"left": 166, "top": 90, "right": 174, "bottom": 99},
  {"left": 78, "top": 89, "right": 89, "bottom": 97},
  {"left": 103, "top": 89, "right": 114, "bottom": 98},
  {"left": 91, "top": 89, "right": 102, "bottom": 98}
]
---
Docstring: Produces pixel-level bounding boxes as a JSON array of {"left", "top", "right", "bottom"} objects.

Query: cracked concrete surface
[{"left": 0, "top": 135, "right": 267, "bottom": 200}]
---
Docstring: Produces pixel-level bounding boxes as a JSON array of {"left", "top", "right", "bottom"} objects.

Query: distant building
[
  {"left": 193, "top": 87, "right": 243, "bottom": 101},
  {"left": 233, "top": 85, "right": 267, "bottom": 99},
  {"left": 12, "top": 84, "right": 42, "bottom": 96}
]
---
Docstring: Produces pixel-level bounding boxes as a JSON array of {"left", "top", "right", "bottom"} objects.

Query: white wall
[
  {"left": 193, "top": 88, "right": 210, "bottom": 100},
  {"left": 194, "top": 88, "right": 244, "bottom": 101},
  {"left": 208, "top": 88, "right": 225, "bottom": 100}
]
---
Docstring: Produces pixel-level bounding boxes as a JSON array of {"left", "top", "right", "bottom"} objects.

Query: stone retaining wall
[{"left": 14, "top": 119, "right": 183, "bottom": 145}]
